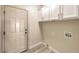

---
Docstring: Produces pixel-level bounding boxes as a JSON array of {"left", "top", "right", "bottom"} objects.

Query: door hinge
[
  {"left": 3, "top": 11, "right": 5, "bottom": 14},
  {"left": 3, "top": 32, "right": 5, "bottom": 35}
]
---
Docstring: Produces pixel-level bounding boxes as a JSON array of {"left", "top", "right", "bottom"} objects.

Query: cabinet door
[
  {"left": 50, "top": 5, "right": 59, "bottom": 20},
  {"left": 63, "top": 5, "right": 78, "bottom": 18},
  {"left": 41, "top": 5, "right": 62, "bottom": 20},
  {"left": 41, "top": 7, "right": 50, "bottom": 20}
]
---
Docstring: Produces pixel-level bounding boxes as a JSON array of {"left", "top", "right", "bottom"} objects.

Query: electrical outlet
[{"left": 64, "top": 32, "right": 72, "bottom": 40}]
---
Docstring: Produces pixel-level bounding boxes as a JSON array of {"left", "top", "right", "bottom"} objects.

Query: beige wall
[
  {"left": 11, "top": 5, "right": 42, "bottom": 49},
  {"left": 0, "top": 6, "right": 1, "bottom": 52},
  {"left": 26, "top": 6, "right": 42, "bottom": 48},
  {"left": 40, "top": 20, "right": 79, "bottom": 52}
]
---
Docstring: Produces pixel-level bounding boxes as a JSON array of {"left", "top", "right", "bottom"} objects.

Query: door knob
[{"left": 25, "top": 31, "right": 27, "bottom": 34}]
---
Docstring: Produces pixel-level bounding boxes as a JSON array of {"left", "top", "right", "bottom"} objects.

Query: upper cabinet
[
  {"left": 50, "top": 5, "right": 60, "bottom": 20},
  {"left": 63, "top": 5, "right": 78, "bottom": 18},
  {"left": 41, "top": 6, "right": 50, "bottom": 20},
  {"left": 41, "top": 5, "right": 79, "bottom": 21},
  {"left": 41, "top": 5, "right": 61, "bottom": 20}
]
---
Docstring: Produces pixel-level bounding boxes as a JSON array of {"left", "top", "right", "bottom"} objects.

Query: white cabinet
[
  {"left": 50, "top": 5, "right": 64, "bottom": 20},
  {"left": 41, "top": 6, "right": 50, "bottom": 20},
  {"left": 50, "top": 5, "right": 60, "bottom": 20},
  {"left": 41, "top": 5, "right": 62, "bottom": 21},
  {"left": 63, "top": 5, "right": 78, "bottom": 18},
  {"left": 41, "top": 5, "right": 79, "bottom": 21}
]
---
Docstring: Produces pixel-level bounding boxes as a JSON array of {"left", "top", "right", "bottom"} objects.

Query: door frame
[{"left": 1, "top": 5, "right": 29, "bottom": 53}]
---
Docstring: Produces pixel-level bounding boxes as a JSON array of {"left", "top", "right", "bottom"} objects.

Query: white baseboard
[
  {"left": 41, "top": 42, "right": 48, "bottom": 47},
  {"left": 29, "top": 42, "right": 43, "bottom": 49},
  {"left": 29, "top": 42, "right": 60, "bottom": 53},
  {"left": 48, "top": 46, "right": 60, "bottom": 53},
  {"left": 41, "top": 42, "right": 60, "bottom": 53}
]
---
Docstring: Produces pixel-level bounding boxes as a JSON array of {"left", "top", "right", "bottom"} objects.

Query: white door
[{"left": 5, "top": 6, "right": 28, "bottom": 53}]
